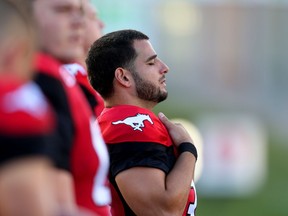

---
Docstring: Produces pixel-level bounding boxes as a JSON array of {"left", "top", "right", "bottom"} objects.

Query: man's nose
[
  {"left": 161, "top": 61, "right": 169, "bottom": 74},
  {"left": 71, "top": 9, "right": 85, "bottom": 28}
]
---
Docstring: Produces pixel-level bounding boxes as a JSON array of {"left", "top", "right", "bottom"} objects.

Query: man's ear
[
  {"left": 114, "top": 68, "right": 132, "bottom": 87},
  {"left": 0, "top": 38, "right": 31, "bottom": 77}
]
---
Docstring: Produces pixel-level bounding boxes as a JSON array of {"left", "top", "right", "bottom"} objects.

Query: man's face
[
  {"left": 33, "top": 0, "right": 84, "bottom": 63},
  {"left": 130, "top": 40, "right": 169, "bottom": 103},
  {"left": 83, "top": 0, "right": 104, "bottom": 53}
]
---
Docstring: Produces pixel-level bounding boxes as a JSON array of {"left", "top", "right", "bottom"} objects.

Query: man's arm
[
  {"left": 0, "top": 157, "right": 57, "bottom": 216},
  {"left": 115, "top": 113, "right": 197, "bottom": 216}
]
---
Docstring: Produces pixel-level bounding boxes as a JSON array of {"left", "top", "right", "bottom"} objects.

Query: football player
[{"left": 86, "top": 29, "right": 198, "bottom": 216}]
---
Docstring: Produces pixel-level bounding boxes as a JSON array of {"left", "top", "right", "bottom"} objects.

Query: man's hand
[{"left": 158, "top": 112, "right": 193, "bottom": 147}]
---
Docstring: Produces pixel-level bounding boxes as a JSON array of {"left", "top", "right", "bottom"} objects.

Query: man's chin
[
  {"left": 157, "top": 92, "right": 168, "bottom": 103},
  {"left": 56, "top": 50, "right": 84, "bottom": 64}
]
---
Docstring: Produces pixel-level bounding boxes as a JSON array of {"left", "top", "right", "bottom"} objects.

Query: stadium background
[{"left": 92, "top": 0, "right": 288, "bottom": 215}]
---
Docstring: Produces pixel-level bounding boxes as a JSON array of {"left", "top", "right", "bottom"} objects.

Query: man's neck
[{"left": 105, "top": 96, "right": 156, "bottom": 111}]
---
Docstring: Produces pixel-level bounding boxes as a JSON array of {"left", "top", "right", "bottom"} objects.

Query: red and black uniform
[
  {"left": 34, "top": 53, "right": 111, "bottom": 215},
  {"left": 0, "top": 78, "right": 56, "bottom": 164},
  {"left": 98, "top": 105, "right": 197, "bottom": 216},
  {"left": 63, "top": 63, "right": 105, "bottom": 117}
]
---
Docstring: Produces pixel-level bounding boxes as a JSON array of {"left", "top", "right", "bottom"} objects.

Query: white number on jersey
[{"left": 89, "top": 118, "right": 111, "bottom": 205}]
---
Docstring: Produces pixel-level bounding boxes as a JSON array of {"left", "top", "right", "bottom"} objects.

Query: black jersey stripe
[
  {"left": 34, "top": 72, "right": 74, "bottom": 171},
  {"left": 0, "top": 134, "right": 57, "bottom": 165},
  {"left": 107, "top": 141, "right": 176, "bottom": 178}
]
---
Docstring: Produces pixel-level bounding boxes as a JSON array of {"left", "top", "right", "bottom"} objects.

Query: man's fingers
[
  {"left": 158, "top": 112, "right": 172, "bottom": 129},
  {"left": 158, "top": 112, "right": 194, "bottom": 145}
]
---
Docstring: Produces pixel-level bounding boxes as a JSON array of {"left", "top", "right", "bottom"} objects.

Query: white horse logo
[{"left": 112, "top": 113, "right": 153, "bottom": 131}]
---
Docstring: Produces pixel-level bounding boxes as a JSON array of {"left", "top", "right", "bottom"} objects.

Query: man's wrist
[{"left": 178, "top": 142, "right": 198, "bottom": 160}]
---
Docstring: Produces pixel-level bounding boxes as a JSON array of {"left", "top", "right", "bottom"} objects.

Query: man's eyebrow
[{"left": 145, "top": 54, "right": 157, "bottom": 62}]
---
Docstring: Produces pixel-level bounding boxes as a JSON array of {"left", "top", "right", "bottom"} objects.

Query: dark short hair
[{"left": 86, "top": 29, "right": 149, "bottom": 99}]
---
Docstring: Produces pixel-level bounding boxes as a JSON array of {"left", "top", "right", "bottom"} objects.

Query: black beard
[{"left": 132, "top": 71, "right": 168, "bottom": 103}]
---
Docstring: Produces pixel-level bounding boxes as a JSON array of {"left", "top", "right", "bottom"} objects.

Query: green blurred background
[{"left": 92, "top": 0, "right": 288, "bottom": 215}]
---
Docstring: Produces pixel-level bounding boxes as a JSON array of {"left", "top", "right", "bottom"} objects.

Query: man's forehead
[
  {"left": 133, "top": 40, "right": 156, "bottom": 58},
  {"left": 83, "top": 0, "right": 96, "bottom": 11},
  {"left": 36, "top": 0, "right": 82, "bottom": 6}
]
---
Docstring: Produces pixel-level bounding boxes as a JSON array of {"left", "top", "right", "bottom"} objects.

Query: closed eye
[
  {"left": 145, "top": 54, "right": 157, "bottom": 65},
  {"left": 147, "top": 60, "right": 155, "bottom": 65},
  {"left": 54, "top": 5, "right": 73, "bottom": 13}
]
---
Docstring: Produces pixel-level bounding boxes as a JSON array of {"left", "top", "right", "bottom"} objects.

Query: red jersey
[
  {"left": 98, "top": 105, "right": 197, "bottom": 216},
  {"left": 0, "top": 78, "right": 56, "bottom": 164},
  {"left": 34, "top": 53, "right": 111, "bottom": 215},
  {"left": 63, "top": 63, "right": 105, "bottom": 117}
]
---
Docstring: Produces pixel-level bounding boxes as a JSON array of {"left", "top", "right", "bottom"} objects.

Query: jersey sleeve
[
  {"left": 107, "top": 141, "right": 176, "bottom": 178},
  {"left": 0, "top": 81, "right": 57, "bottom": 165}
]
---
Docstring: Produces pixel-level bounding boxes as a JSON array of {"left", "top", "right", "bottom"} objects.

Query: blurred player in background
[
  {"left": 32, "top": 0, "right": 111, "bottom": 215},
  {"left": 63, "top": 0, "right": 105, "bottom": 117},
  {"left": 0, "top": 0, "right": 59, "bottom": 215}
]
